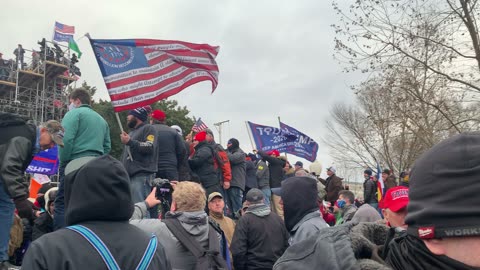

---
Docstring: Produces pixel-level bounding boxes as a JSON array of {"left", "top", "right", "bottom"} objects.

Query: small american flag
[
  {"left": 55, "top": 22, "right": 75, "bottom": 34},
  {"left": 192, "top": 118, "right": 208, "bottom": 133}
]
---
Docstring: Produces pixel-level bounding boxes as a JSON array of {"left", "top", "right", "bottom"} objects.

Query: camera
[{"left": 151, "top": 178, "right": 173, "bottom": 199}]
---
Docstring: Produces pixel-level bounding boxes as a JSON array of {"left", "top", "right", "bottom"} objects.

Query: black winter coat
[
  {"left": 231, "top": 210, "right": 289, "bottom": 270},
  {"left": 32, "top": 213, "right": 53, "bottom": 241},
  {"left": 189, "top": 141, "right": 218, "bottom": 188},
  {"left": 245, "top": 160, "right": 257, "bottom": 189},
  {"left": 363, "top": 179, "right": 378, "bottom": 204},
  {"left": 257, "top": 151, "right": 286, "bottom": 188},
  {"left": 152, "top": 124, "right": 186, "bottom": 172},
  {"left": 24, "top": 221, "right": 171, "bottom": 270},
  {"left": 0, "top": 113, "right": 36, "bottom": 200}
]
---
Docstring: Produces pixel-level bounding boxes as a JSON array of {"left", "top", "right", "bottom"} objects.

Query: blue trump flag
[
  {"left": 26, "top": 145, "right": 59, "bottom": 175},
  {"left": 279, "top": 122, "right": 319, "bottom": 162},
  {"left": 247, "top": 121, "right": 296, "bottom": 153}
]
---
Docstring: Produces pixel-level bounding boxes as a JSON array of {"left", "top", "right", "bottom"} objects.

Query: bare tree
[
  {"left": 324, "top": 66, "right": 480, "bottom": 173},
  {"left": 332, "top": 0, "right": 480, "bottom": 92}
]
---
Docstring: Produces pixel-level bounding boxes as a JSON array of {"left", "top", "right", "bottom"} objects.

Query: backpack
[
  {"left": 210, "top": 144, "right": 232, "bottom": 183},
  {"left": 164, "top": 217, "right": 228, "bottom": 270}
]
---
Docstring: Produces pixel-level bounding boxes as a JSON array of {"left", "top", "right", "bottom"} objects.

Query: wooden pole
[{"left": 116, "top": 112, "right": 133, "bottom": 161}]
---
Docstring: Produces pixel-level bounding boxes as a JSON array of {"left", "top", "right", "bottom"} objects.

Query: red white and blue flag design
[
  {"left": 192, "top": 118, "right": 209, "bottom": 133},
  {"left": 26, "top": 145, "right": 59, "bottom": 175},
  {"left": 89, "top": 39, "right": 220, "bottom": 112},
  {"left": 53, "top": 21, "right": 75, "bottom": 43}
]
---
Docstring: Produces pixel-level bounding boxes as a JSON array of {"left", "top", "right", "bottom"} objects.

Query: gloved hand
[{"left": 14, "top": 197, "right": 34, "bottom": 221}]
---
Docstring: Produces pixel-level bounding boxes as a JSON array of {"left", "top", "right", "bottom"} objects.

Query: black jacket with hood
[
  {"left": 152, "top": 123, "right": 186, "bottom": 174},
  {"left": 231, "top": 203, "right": 289, "bottom": 270},
  {"left": 257, "top": 151, "right": 286, "bottom": 188},
  {"left": 227, "top": 138, "right": 246, "bottom": 190},
  {"left": 22, "top": 155, "right": 171, "bottom": 270},
  {"left": 0, "top": 113, "right": 36, "bottom": 200},
  {"left": 189, "top": 141, "right": 218, "bottom": 188}
]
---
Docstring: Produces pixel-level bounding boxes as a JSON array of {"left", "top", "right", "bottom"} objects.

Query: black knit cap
[{"left": 406, "top": 132, "right": 480, "bottom": 239}]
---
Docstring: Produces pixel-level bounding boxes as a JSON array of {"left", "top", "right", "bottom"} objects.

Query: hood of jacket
[
  {"left": 282, "top": 176, "right": 319, "bottom": 232},
  {"left": 166, "top": 211, "right": 208, "bottom": 237},
  {"left": 64, "top": 155, "right": 133, "bottom": 226},
  {"left": 246, "top": 203, "right": 271, "bottom": 217},
  {"left": 44, "top": 187, "right": 58, "bottom": 217},
  {"left": 227, "top": 138, "right": 240, "bottom": 151}
]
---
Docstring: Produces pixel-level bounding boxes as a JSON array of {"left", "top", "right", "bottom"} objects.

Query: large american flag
[
  {"left": 192, "top": 118, "right": 209, "bottom": 133},
  {"left": 89, "top": 38, "right": 220, "bottom": 112}
]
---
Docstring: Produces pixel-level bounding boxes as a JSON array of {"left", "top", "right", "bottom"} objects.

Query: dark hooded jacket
[
  {"left": 152, "top": 123, "right": 186, "bottom": 176},
  {"left": 189, "top": 141, "right": 218, "bottom": 188},
  {"left": 0, "top": 113, "right": 36, "bottom": 200},
  {"left": 231, "top": 203, "right": 289, "bottom": 270},
  {"left": 227, "top": 139, "right": 246, "bottom": 190},
  {"left": 257, "top": 151, "right": 286, "bottom": 188},
  {"left": 245, "top": 159, "right": 258, "bottom": 189},
  {"left": 22, "top": 155, "right": 171, "bottom": 270},
  {"left": 281, "top": 177, "right": 328, "bottom": 245}
]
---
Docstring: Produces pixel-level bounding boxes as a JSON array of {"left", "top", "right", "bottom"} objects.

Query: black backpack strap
[{"left": 163, "top": 218, "right": 206, "bottom": 259}]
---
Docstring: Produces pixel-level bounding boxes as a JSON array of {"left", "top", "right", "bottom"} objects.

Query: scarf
[{"left": 386, "top": 234, "right": 478, "bottom": 270}]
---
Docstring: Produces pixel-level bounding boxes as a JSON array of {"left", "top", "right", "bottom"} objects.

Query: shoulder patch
[{"left": 146, "top": 134, "right": 155, "bottom": 142}]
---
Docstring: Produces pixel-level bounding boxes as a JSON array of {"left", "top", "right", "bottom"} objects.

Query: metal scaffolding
[{"left": 0, "top": 41, "right": 78, "bottom": 123}]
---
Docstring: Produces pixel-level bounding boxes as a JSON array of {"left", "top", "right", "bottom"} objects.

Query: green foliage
[
  {"left": 66, "top": 81, "right": 97, "bottom": 98},
  {"left": 92, "top": 99, "right": 195, "bottom": 159}
]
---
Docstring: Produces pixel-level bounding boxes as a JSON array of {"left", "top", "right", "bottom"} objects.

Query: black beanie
[
  {"left": 64, "top": 155, "right": 134, "bottom": 226},
  {"left": 281, "top": 176, "right": 319, "bottom": 232},
  {"left": 364, "top": 169, "right": 373, "bottom": 176},
  {"left": 406, "top": 132, "right": 480, "bottom": 239}
]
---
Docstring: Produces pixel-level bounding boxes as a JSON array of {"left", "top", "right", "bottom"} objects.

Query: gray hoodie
[{"left": 130, "top": 203, "right": 219, "bottom": 270}]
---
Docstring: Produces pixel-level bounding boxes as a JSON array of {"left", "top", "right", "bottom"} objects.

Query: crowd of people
[
  {"left": 0, "top": 40, "right": 81, "bottom": 82},
  {"left": 1, "top": 87, "right": 480, "bottom": 269}
]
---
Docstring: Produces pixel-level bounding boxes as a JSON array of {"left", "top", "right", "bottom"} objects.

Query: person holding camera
[{"left": 130, "top": 181, "right": 229, "bottom": 269}]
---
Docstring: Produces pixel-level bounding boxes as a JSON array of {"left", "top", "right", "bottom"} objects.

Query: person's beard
[{"left": 127, "top": 118, "right": 138, "bottom": 129}]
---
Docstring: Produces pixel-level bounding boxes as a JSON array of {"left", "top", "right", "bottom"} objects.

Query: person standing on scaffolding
[{"left": 13, "top": 44, "right": 25, "bottom": 70}]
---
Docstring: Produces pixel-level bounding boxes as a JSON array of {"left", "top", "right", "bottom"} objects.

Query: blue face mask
[
  {"left": 337, "top": 199, "right": 346, "bottom": 209},
  {"left": 68, "top": 102, "right": 77, "bottom": 111}
]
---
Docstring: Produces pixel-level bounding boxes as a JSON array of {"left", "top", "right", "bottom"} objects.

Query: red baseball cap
[
  {"left": 380, "top": 186, "right": 409, "bottom": 212},
  {"left": 151, "top": 109, "right": 166, "bottom": 121}
]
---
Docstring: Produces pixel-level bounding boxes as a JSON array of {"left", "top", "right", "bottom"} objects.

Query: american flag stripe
[
  {"left": 55, "top": 22, "right": 75, "bottom": 34},
  {"left": 192, "top": 118, "right": 209, "bottom": 132},
  {"left": 90, "top": 38, "right": 220, "bottom": 112},
  {"left": 109, "top": 70, "right": 218, "bottom": 103},
  {"left": 137, "top": 39, "right": 220, "bottom": 57},
  {"left": 112, "top": 74, "right": 214, "bottom": 111}
]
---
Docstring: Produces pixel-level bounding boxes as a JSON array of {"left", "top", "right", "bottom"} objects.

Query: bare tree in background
[
  {"left": 328, "top": 0, "right": 480, "bottom": 173},
  {"left": 333, "top": 0, "right": 480, "bottom": 92},
  {"left": 325, "top": 66, "right": 480, "bottom": 173}
]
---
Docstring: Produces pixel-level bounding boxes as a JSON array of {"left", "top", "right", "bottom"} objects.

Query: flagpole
[
  {"left": 245, "top": 121, "right": 255, "bottom": 152},
  {"left": 278, "top": 116, "right": 288, "bottom": 159},
  {"left": 115, "top": 113, "right": 133, "bottom": 161}
]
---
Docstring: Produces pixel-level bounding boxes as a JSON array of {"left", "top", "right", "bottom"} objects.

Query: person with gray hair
[
  {"left": 231, "top": 188, "right": 289, "bottom": 270},
  {"left": 0, "top": 114, "right": 63, "bottom": 270}
]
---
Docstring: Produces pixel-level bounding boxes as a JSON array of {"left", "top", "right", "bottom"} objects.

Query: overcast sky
[{"left": 1, "top": 0, "right": 362, "bottom": 178}]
